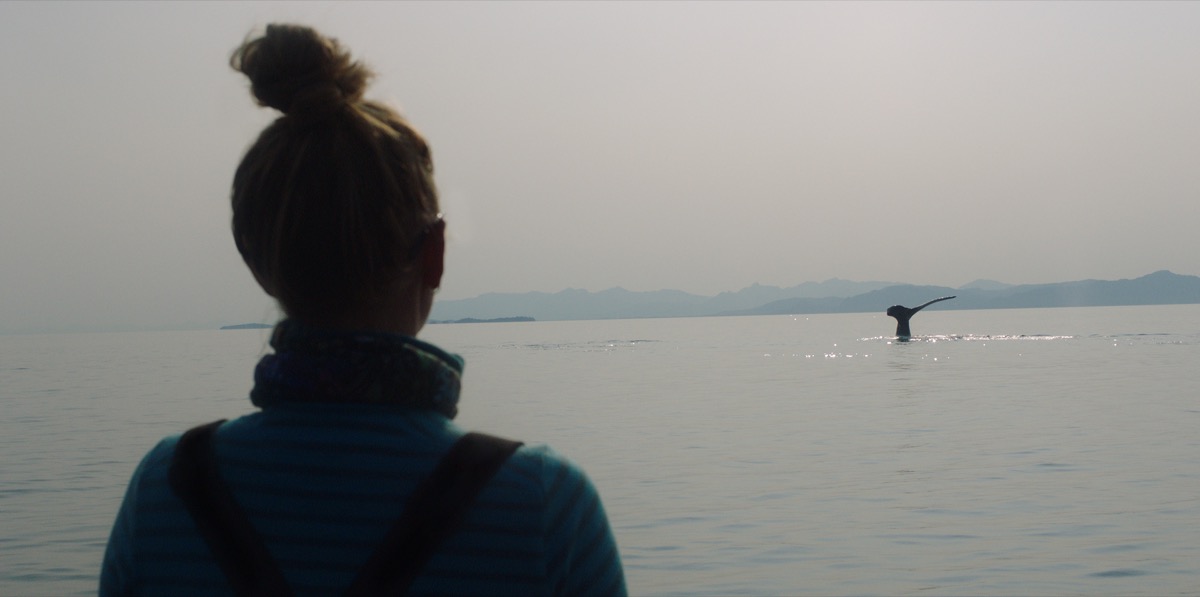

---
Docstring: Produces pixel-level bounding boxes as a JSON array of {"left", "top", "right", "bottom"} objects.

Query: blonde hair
[{"left": 229, "top": 24, "right": 440, "bottom": 321}]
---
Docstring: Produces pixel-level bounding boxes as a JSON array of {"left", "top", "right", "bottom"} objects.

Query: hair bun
[{"left": 231, "top": 24, "right": 373, "bottom": 116}]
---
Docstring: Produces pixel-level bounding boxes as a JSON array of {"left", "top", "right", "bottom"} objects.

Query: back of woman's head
[{"left": 230, "top": 24, "right": 439, "bottom": 322}]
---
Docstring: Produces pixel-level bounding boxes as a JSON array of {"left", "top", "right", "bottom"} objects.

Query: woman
[{"left": 101, "top": 24, "right": 625, "bottom": 596}]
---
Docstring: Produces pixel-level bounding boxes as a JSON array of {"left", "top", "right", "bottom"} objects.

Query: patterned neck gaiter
[{"left": 250, "top": 319, "right": 463, "bottom": 419}]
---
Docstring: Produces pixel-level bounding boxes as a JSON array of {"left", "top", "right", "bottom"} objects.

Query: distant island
[
  {"left": 219, "top": 317, "right": 536, "bottom": 329},
  {"left": 219, "top": 322, "right": 273, "bottom": 330},
  {"left": 429, "top": 270, "right": 1200, "bottom": 322},
  {"left": 430, "top": 316, "right": 536, "bottom": 324}
]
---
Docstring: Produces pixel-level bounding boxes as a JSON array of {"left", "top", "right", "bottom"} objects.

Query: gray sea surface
[{"left": 3, "top": 305, "right": 1198, "bottom": 595}]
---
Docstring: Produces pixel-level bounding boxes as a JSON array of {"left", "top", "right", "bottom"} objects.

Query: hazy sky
[{"left": 2, "top": 1, "right": 1197, "bottom": 332}]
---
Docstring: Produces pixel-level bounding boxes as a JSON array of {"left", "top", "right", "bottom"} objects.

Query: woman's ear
[{"left": 419, "top": 219, "right": 446, "bottom": 290}]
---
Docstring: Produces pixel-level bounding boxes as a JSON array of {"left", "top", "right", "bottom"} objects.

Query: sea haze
[{"left": 2, "top": 304, "right": 1198, "bottom": 595}]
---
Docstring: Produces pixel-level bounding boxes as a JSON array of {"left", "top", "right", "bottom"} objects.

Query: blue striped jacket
[{"left": 100, "top": 404, "right": 625, "bottom": 596}]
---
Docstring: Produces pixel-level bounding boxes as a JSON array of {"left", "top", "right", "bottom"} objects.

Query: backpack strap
[
  {"left": 345, "top": 432, "right": 523, "bottom": 596},
  {"left": 169, "top": 422, "right": 522, "bottom": 597},
  {"left": 168, "top": 419, "right": 292, "bottom": 597}
]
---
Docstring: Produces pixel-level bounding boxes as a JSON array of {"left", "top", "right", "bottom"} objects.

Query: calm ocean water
[{"left": 3, "top": 305, "right": 1198, "bottom": 595}]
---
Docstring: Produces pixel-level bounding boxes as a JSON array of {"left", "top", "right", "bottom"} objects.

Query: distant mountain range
[{"left": 429, "top": 270, "right": 1200, "bottom": 322}]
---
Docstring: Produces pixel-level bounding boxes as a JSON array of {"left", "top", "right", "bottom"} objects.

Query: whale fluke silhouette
[{"left": 886, "top": 296, "right": 955, "bottom": 339}]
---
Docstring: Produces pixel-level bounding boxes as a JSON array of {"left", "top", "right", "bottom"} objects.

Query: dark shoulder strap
[
  {"left": 168, "top": 419, "right": 292, "bottom": 597},
  {"left": 346, "top": 432, "right": 524, "bottom": 597}
]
